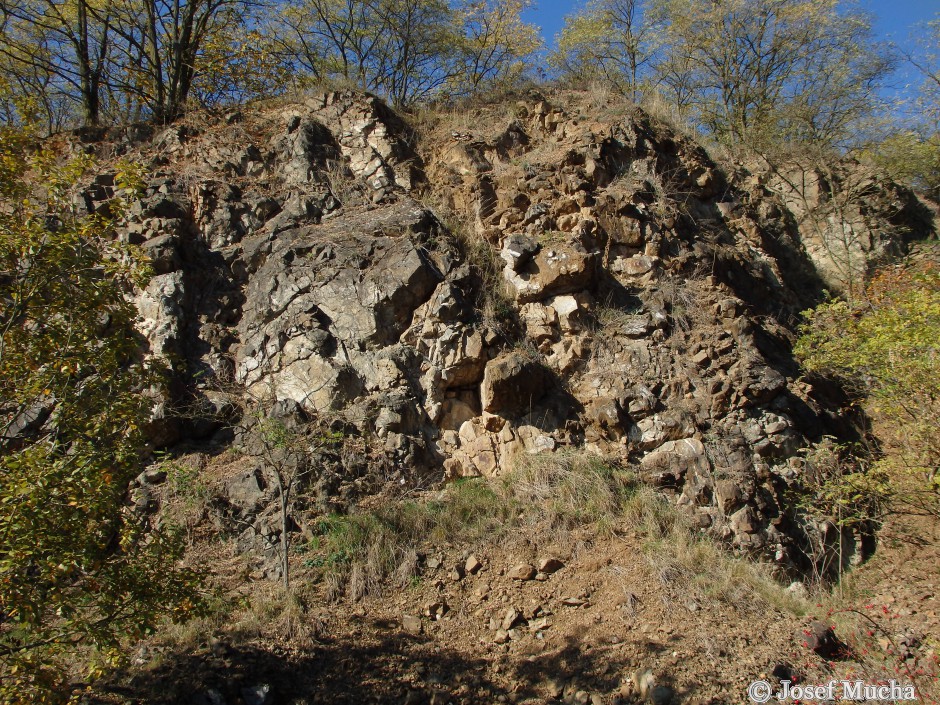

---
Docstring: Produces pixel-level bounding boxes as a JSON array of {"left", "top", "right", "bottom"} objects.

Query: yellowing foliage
[
  {"left": 0, "top": 129, "right": 202, "bottom": 704},
  {"left": 551, "top": 0, "right": 660, "bottom": 97},
  {"left": 796, "top": 264, "right": 940, "bottom": 517}
]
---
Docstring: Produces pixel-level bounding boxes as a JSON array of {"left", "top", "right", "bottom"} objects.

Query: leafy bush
[
  {"left": 867, "top": 131, "right": 940, "bottom": 202},
  {"left": 796, "top": 264, "right": 940, "bottom": 518},
  {"left": 0, "top": 128, "right": 202, "bottom": 703}
]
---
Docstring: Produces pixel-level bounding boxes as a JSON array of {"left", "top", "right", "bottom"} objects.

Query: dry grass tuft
[
  {"left": 626, "top": 485, "right": 808, "bottom": 615},
  {"left": 421, "top": 200, "right": 516, "bottom": 335},
  {"left": 507, "top": 451, "right": 636, "bottom": 534},
  {"left": 302, "top": 450, "right": 802, "bottom": 616},
  {"left": 303, "top": 451, "right": 636, "bottom": 600}
]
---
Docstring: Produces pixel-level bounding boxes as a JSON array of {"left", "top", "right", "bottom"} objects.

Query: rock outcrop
[{"left": 74, "top": 89, "right": 934, "bottom": 577}]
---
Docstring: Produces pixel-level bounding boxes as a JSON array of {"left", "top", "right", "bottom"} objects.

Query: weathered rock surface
[
  {"left": 480, "top": 353, "right": 550, "bottom": 416},
  {"left": 73, "top": 88, "right": 935, "bottom": 578}
]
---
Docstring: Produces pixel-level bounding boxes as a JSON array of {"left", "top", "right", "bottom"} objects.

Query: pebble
[
  {"left": 538, "top": 557, "right": 564, "bottom": 574},
  {"left": 402, "top": 614, "right": 422, "bottom": 634},
  {"left": 508, "top": 563, "right": 537, "bottom": 580},
  {"left": 466, "top": 555, "right": 483, "bottom": 574}
]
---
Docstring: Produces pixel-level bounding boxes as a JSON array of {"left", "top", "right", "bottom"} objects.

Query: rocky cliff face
[{"left": 73, "top": 90, "right": 933, "bottom": 578}]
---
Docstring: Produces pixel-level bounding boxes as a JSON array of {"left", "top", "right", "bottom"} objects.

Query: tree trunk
[
  {"left": 77, "top": 1, "right": 99, "bottom": 125},
  {"left": 275, "top": 475, "right": 290, "bottom": 590}
]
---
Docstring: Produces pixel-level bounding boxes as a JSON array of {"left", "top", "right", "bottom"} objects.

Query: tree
[
  {"left": 0, "top": 0, "right": 261, "bottom": 127},
  {"left": 905, "top": 14, "right": 940, "bottom": 127},
  {"left": 455, "top": 0, "right": 542, "bottom": 95},
  {"left": 243, "top": 408, "right": 342, "bottom": 590},
  {"left": 278, "top": 0, "right": 540, "bottom": 107},
  {"left": 277, "top": 0, "right": 453, "bottom": 107},
  {"left": 0, "top": 0, "right": 114, "bottom": 125},
  {"left": 870, "top": 15, "right": 940, "bottom": 201},
  {"left": 0, "top": 35, "right": 75, "bottom": 132},
  {"left": 867, "top": 131, "right": 940, "bottom": 202},
  {"left": 374, "top": 0, "right": 458, "bottom": 107},
  {"left": 189, "top": 24, "right": 291, "bottom": 110},
  {"left": 0, "top": 128, "right": 200, "bottom": 702},
  {"left": 796, "top": 263, "right": 940, "bottom": 518},
  {"left": 106, "top": 0, "right": 259, "bottom": 122},
  {"left": 551, "top": 0, "right": 660, "bottom": 100},
  {"left": 650, "top": 0, "right": 892, "bottom": 147}
]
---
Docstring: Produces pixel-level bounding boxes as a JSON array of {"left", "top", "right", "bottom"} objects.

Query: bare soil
[{"left": 91, "top": 510, "right": 940, "bottom": 705}]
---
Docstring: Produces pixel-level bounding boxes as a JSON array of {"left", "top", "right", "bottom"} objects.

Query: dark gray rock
[
  {"left": 225, "top": 468, "right": 267, "bottom": 514},
  {"left": 241, "top": 684, "right": 271, "bottom": 705},
  {"left": 650, "top": 685, "right": 675, "bottom": 705}
]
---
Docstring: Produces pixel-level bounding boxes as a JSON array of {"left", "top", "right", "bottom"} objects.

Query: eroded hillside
[
  {"left": 71, "top": 91, "right": 923, "bottom": 566},
  {"left": 58, "top": 89, "right": 939, "bottom": 704}
]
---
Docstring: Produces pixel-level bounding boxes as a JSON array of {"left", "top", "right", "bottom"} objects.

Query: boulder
[
  {"left": 481, "top": 353, "right": 551, "bottom": 416},
  {"left": 640, "top": 437, "right": 709, "bottom": 477},
  {"left": 235, "top": 204, "right": 444, "bottom": 412},
  {"left": 630, "top": 412, "right": 695, "bottom": 451},
  {"left": 508, "top": 563, "right": 537, "bottom": 580},
  {"left": 502, "top": 240, "right": 598, "bottom": 303}
]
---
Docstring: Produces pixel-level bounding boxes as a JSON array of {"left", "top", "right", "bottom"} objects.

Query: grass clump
[
  {"left": 308, "top": 478, "right": 515, "bottom": 600},
  {"left": 304, "top": 449, "right": 808, "bottom": 618},
  {"left": 306, "top": 451, "right": 640, "bottom": 600},
  {"left": 624, "top": 485, "right": 808, "bottom": 615},
  {"left": 421, "top": 201, "right": 517, "bottom": 336},
  {"left": 157, "top": 457, "right": 214, "bottom": 545},
  {"left": 507, "top": 452, "right": 636, "bottom": 532}
]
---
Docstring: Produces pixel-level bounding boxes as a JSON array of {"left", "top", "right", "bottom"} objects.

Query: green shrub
[
  {"left": 796, "top": 263, "right": 940, "bottom": 518},
  {"left": 0, "top": 129, "right": 202, "bottom": 703}
]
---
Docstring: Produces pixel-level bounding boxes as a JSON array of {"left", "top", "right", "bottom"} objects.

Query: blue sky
[
  {"left": 863, "top": 0, "right": 937, "bottom": 52},
  {"left": 522, "top": 0, "right": 938, "bottom": 48},
  {"left": 521, "top": 0, "right": 938, "bottom": 101}
]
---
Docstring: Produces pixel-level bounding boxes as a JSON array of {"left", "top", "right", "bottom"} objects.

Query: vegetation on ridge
[
  {"left": 796, "top": 263, "right": 940, "bottom": 522},
  {"left": 0, "top": 130, "right": 202, "bottom": 703}
]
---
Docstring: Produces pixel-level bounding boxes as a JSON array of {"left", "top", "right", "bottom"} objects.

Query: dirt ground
[{"left": 89, "top": 508, "right": 940, "bottom": 705}]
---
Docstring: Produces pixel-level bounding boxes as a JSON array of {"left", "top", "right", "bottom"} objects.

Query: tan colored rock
[
  {"left": 556, "top": 213, "right": 580, "bottom": 232},
  {"left": 516, "top": 424, "right": 556, "bottom": 454},
  {"left": 458, "top": 418, "right": 484, "bottom": 443},
  {"left": 440, "top": 329, "right": 487, "bottom": 387},
  {"left": 508, "top": 563, "right": 537, "bottom": 580},
  {"left": 730, "top": 506, "right": 758, "bottom": 534},
  {"left": 640, "top": 438, "right": 708, "bottom": 473},
  {"left": 587, "top": 396, "right": 626, "bottom": 437},
  {"left": 439, "top": 398, "right": 476, "bottom": 432},
  {"left": 465, "top": 438, "right": 498, "bottom": 475},
  {"left": 520, "top": 302, "right": 558, "bottom": 345},
  {"left": 547, "top": 294, "right": 589, "bottom": 333},
  {"left": 548, "top": 336, "right": 590, "bottom": 374},
  {"left": 715, "top": 480, "right": 744, "bottom": 514},
  {"left": 424, "top": 601, "right": 448, "bottom": 620},
  {"left": 502, "top": 240, "right": 598, "bottom": 303},
  {"left": 480, "top": 353, "right": 550, "bottom": 416},
  {"left": 631, "top": 413, "right": 695, "bottom": 451},
  {"left": 612, "top": 254, "right": 657, "bottom": 277},
  {"left": 501, "top": 607, "right": 523, "bottom": 630},
  {"left": 402, "top": 614, "right": 422, "bottom": 634},
  {"left": 553, "top": 197, "right": 580, "bottom": 217},
  {"left": 538, "top": 558, "right": 564, "bottom": 574},
  {"left": 465, "top": 555, "right": 483, "bottom": 574}
]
